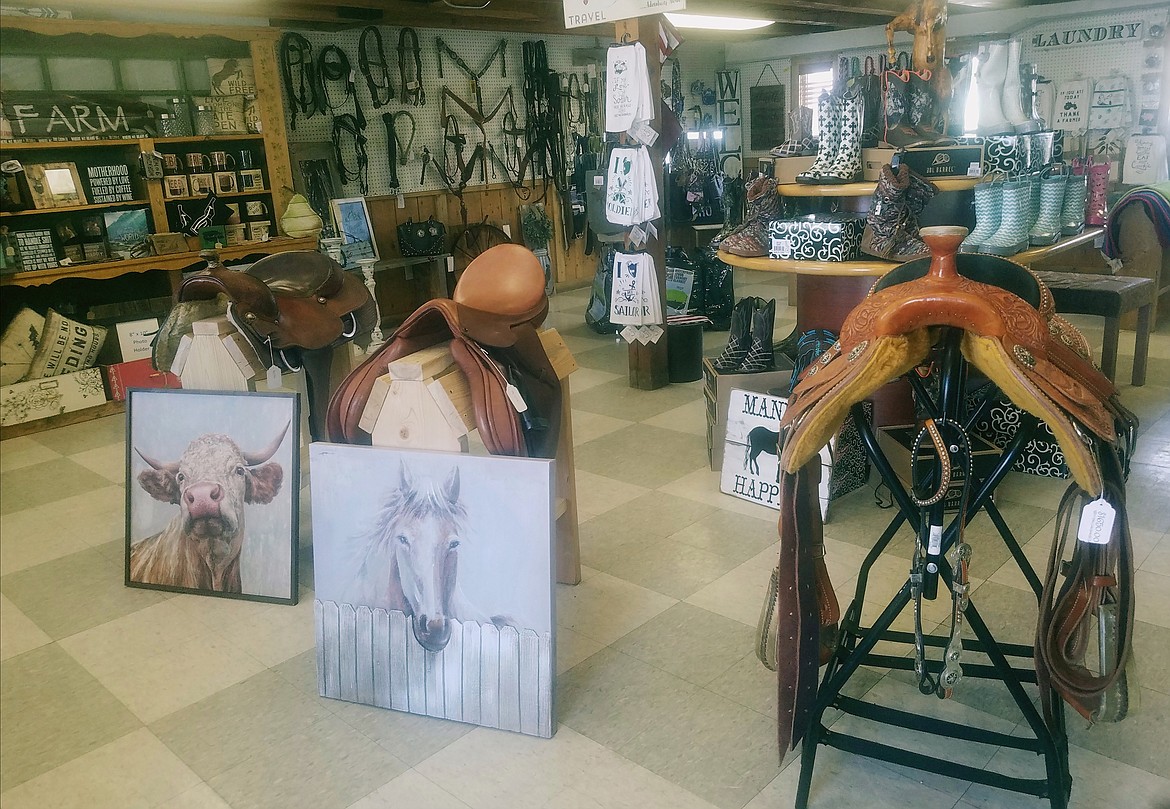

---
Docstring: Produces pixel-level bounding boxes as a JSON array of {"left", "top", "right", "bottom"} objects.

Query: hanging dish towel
[
  {"left": 605, "top": 146, "right": 660, "bottom": 226},
  {"left": 606, "top": 43, "right": 654, "bottom": 132},
  {"left": 1088, "top": 75, "right": 1134, "bottom": 131},
  {"left": 1052, "top": 79, "right": 1089, "bottom": 132},
  {"left": 609, "top": 250, "right": 661, "bottom": 327}
]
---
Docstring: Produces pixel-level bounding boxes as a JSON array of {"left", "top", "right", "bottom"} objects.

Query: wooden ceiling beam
[{"left": 685, "top": 3, "right": 888, "bottom": 27}]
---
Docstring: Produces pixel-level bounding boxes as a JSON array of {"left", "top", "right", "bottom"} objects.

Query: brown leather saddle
[
  {"left": 326, "top": 243, "right": 561, "bottom": 458},
  {"left": 176, "top": 251, "right": 376, "bottom": 441},
  {"left": 177, "top": 251, "right": 376, "bottom": 353},
  {"left": 772, "top": 227, "right": 1137, "bottom": 752}
]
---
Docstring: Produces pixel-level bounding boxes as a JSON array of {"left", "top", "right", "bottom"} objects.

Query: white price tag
[
  {"left": 644, "top": 324, "right": 664, "bottom": 343},
  {"left": 593, "top": 174, "right": 605, "bottom": 187},
  {"left": 397, "top": 193, "right": 405, "bottom": 209},
  {"left": 627, "top": 120, "right": 659, "bottom": 146},
  {"left": 927, "top": 524, "right": 943, "bottom": 555},
  {"left": 504, "top": 383, "right": 528, "bottom": 413},
  {"left": 770, "top": 237, "right": 793, "bottom": 259},
  {"left": 620, "top": 325, "right": 640, "bottom": 343},
  {"left": 966, "top": 162, "right": 982, "bottom": 177},
  {"left": 266, "top": 365, "right": 283, "bottom": 390},
  {"left": 1077, "top": 498, "right": 1116, "bottom": 544},
  {"left": 629, "top": 225, "right": 647, "bottom": 247},
  {"left": 635, "top": 327, "right": 652, "bottom": 344},
  {"left": 646, "top": 221, "right": 658, "bottom": 239}
]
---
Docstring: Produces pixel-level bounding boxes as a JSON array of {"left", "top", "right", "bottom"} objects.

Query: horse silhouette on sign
[{"left": 744, "top": 425, "right": 781, "bottom": 481}]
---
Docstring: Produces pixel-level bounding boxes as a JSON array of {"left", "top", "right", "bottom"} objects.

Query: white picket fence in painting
[{"left": 314, "top": 600, "right": 554, "bottom": 738}]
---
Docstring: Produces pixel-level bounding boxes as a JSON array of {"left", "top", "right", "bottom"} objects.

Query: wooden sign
[
  {"left": 13, "top": 229, "right": 57, "bottom": 271},
  {"left": 87, "top": 164, "right": 134, "bottom": 204},
  {"left": 2, "top": 93, "right": 160, "bottom": 140},
  {"left": 1030, "top": 20, "right": 1143, "bottom": 49}
]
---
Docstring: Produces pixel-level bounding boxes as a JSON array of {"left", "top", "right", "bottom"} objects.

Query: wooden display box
[
  {"left": 862, "top": 148, "right": 899, "bottom": 181},
  {"left": 876, "top": 424, "right": 1002, "bottom": 512},
  {"left": 703, "top": 354, "right": 794, "bottom": 471},
  {"left": 0, "top": 367, "right": 107, "bottom": 426},
  {"left": 772, "top": 156, "right": 816, "bottom": 184}
]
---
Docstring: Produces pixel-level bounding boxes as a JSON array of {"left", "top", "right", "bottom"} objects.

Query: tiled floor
[{"left": 2, "top": 270, "right": 1169, "bottom": 809}]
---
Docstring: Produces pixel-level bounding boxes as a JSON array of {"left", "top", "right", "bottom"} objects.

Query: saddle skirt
[
  {"left": 326, "top": 244, "right": 560, "bottom": 458},
  {"left": 780, "top": 227, "right": 1123, "bottom": 498}
]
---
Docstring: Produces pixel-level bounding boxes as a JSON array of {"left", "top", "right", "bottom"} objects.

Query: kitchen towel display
[
  {"left": 605, "top": 42, "right": 654, "bottom": 133},
  {"left": 604, "top": 146, "right": 660, "bottom": 227}
]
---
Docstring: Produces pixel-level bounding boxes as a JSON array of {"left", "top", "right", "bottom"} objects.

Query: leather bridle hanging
[
  {"left": 436, "top": 36, "right": 507, "bottom": 110},
  {"left": 398, "top": 28, "right": 425, "bottom": 106},
  {"left": 332, "top": 113, "right": 369, "bottom": 194},
  {"left": 318, "top": 45, "right": 365, "bottom": 129},
  {"left": 280, "top": 32, "right": 322, "bottom": 130},
  {"left": 359, "top": 26, "right": 395, "bottom": 109}
]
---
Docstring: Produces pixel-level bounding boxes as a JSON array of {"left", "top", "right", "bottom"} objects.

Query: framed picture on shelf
[
  {"left": 80, "top": 214, "right": 104, "bottom": 239},
  {"left": 330, "top": 196, "right": 379, "bottom": 269},
  {"left": 125, "top": 388, "right": 300, "bottom": 604},
  {"left": 24, "top": 162, "right": 87, "bottom": 209},
  {"left": 310, "top": 443, "right": 554, "bottom": 736},
  {"left": 103, "top": 209, "right": 151, "bottom": 260}
]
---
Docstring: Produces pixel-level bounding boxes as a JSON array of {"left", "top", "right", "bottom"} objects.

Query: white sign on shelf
[{"left": 563, "top": 0, "right": 686, "bottom": 29}]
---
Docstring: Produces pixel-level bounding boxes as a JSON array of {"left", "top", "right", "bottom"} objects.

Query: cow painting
[{"left": 130, "top": 423, "right": 289, "bottom": 593}]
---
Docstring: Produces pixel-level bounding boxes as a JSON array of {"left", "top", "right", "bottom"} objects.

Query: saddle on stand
[
  {"left": 174, "top": 251, "right": 377, "bottom": 440},
  {"left": 327, "top": 244, "right": 561, "bottom": 458},
  {"left": 771, "top": 226, "right": 1139, "bottom": 755}
]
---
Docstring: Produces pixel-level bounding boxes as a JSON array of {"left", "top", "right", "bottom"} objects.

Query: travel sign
[{"left": 563, "top": 0, "right": 685, "bottom": 30}]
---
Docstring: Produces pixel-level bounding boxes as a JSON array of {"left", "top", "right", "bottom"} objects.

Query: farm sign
[{"left": 2, "top": 93, "right": 160, "bottom": 140}]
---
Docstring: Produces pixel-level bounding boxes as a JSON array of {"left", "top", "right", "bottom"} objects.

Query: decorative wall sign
[
  {"left": 191, "top": 95, "right": 248, "bottom": 135},
  {"left": 1030, "top": 20, "right": 1144, "bottom": 49},
  {"left": 13, "top": 229, "right": 56, "bottom": 271},
  {"left": 1, "top": 93, "right": 160, "bottom": 140},
  {"left": 86, "top": 164, "right": 134, "bottom": 204},
  {"left": 331, "top": 196, "right": 378, "bottom": 269},
  {"left": 749, "top": 84, "right": 785, "bottom": 152},
  {"left": 562, "top": 0, "right": 686, "bottom": 29},
  {"left": 103, "top": 208, "right": 150, "bottom": 260}
]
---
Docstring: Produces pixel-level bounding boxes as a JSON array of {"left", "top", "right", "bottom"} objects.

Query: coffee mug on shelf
[
  {"left": 161, "top": 153, "right": 183, "bottom": 175},
  {"left": 189, "top": 173, "right": 214, "bottom": 196},
  {"left": 224, "top": 223, "right": 247, "bottom": 245},
  {"left": 247, "top": 221, "right": 271, "bottom": 242},
  {"left": 214, "top": 171, "right": 238, "bottom": 194},
  {"left": 163, "top": 174, "right": 190, "bottom": 199},
  {"left": 238, "top": 168, "right": 264, "bottom": 191},
  {"left": 238, "top": 150, "right": 256, "bottom": 169},
  {"left": 244, "top": 200, "right": 268, "bottom": 218},
  {"left": 185, "top": 152, "right": 211, "bottom": 172},
  {"left": 209, "top": 150, "right": 236, "bottom": 171}
]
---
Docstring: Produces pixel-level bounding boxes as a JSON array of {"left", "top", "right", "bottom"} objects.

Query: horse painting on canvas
[{"left": 346, "top": 461, "right": 505, "bottom": 652}]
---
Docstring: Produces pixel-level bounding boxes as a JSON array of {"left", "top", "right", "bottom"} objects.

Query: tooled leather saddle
[
  {"left": 175, "top": 250, "right": 377, "bottom": 440},
  {"left": 326, "top": 243, "right": 561, "bottom": 458},
  {"left": 772, "top": 226, "right": 1138, "bottom": 753}
]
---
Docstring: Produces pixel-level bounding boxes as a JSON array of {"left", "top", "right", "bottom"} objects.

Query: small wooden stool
[{"left": 1032, "top": 270, "right": 1154, "bottom": 387}]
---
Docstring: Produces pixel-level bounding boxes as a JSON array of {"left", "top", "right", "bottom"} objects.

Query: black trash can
[{"left": 667, "top": 320, "right": 705, "bottom": 382}]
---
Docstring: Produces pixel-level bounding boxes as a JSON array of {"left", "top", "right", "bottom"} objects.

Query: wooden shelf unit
[{"left": 776, "top": 176, "right": 981, "bottom": 197}]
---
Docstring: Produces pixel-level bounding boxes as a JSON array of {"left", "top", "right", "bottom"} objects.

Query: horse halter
[
  {"left": 318, "top": 45, "right": 365, "bottom": 128},
  {"left": 359, "top": 26, "right": 395, "bottom": 109},
  {"left": 398, "top": 28, "right": 425, "bottom": 106},
  {"left": 279, "top": 32, "right": 321, "bottom": 130},
  {"left": 332, "top": 113, "right": 369, "bottom": 195}
]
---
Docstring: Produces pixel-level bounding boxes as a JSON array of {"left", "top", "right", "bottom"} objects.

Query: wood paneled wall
[{"left": 362, "top": 181, "right": 595, "bottom": 323}]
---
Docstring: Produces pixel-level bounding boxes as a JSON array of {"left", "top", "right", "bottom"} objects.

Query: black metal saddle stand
[{"left": 794, "top": 328, "right": 1072, "bottom": 809}]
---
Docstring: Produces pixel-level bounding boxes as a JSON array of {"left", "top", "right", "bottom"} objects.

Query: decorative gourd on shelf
[{"left": 280, "top": 193, "right": 323, "bottom": 239}]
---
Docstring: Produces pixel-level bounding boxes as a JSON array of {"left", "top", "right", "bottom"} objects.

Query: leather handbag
[{"left": 397, "top": 216, "right": 446, "bottom": 257}]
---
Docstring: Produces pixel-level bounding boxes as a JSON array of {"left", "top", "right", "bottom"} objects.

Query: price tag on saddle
[
  {"left": 266, "top": 365, "right": 283, "bottom": 390},
  {"left": 1077, "top": 498, "right": 1116, "bottom": 544},
  {"left": 504, "top": 383, "right": 528, "bottom": 413}
]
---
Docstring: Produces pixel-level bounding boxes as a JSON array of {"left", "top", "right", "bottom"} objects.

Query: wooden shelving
[
  {"left": 776, "top": 176, "right": 981, "bottom": 197},
  {"left": 155, "top": 134, "right": 266, "bottom": 145},
  {"left": 718, "top": 251, "right": 896, "bottom": 276},
  {"left": 1, "top": 200, "right": 150, "bottom": 217},
  {"left": 0, "top": 138, "right": 150, "bottom": 151},
  {"left": 162, "top": 190, "right": 270, "bottom": 202}
]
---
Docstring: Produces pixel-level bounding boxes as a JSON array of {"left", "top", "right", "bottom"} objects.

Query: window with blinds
[{"left": 796, "top": 64, "right": 834, "bottom": 137}]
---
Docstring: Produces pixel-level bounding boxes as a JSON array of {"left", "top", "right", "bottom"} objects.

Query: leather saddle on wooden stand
[
  {"left": 326, "top": 243, "right": 561, "bottom": 458},
  {"left": 771, "top": 226, "right": 1139, "bottom": 753}
]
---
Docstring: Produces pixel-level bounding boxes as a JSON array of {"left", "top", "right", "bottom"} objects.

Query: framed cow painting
[{"left": 125, "top": 388, "right": 300, "bottom": 604}]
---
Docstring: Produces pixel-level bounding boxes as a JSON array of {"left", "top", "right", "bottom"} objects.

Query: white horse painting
[{"left": 345, "top": 461, "right": 509, "bottom": 652}]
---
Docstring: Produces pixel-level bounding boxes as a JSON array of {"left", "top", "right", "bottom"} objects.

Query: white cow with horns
[{"left": 130, "top": 423, "right": 289, "bottom": 592}]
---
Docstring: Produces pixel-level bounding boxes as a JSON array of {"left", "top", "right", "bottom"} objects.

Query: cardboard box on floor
[{"left": 703, "top": 354, "right": 794, "bottom": 472}]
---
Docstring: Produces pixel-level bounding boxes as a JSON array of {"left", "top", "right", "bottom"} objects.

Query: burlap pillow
[
  {"left": 192, "top": 95, "right": 248, "bottom": 135},
  {"left": 25, "top": 308, "right": 107, "bottom": 379},
  {"left": 0, "top": 307, "right": 45, "bottom": 385}
]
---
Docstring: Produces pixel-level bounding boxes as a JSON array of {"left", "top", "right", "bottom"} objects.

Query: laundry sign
[
  {"left": 2, "top": 93, "right": 160, "bottom": 140},
  {"left": 1029, "top": 20, "right": 1143, "bottom": 48},
  {"left": 562, "top": 0, "right": 685, "bottom": 30}
]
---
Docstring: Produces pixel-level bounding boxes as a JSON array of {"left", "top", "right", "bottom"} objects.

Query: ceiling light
[{"left": 664, "top": 13, "right": 773, "bottom": 31}]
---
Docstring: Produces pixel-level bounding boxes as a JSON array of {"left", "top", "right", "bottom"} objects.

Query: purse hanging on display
[{"left": 396, "top": 216, "right": 446, "bottom": 257}]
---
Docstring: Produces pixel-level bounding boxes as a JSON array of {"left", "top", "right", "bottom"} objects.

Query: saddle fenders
[{"left": 326, "top": 244, "right": 561, "bottom": 458}]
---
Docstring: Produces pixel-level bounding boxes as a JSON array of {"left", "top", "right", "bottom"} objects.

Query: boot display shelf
[{"left": 774, "top": 177, "right": 981, "bottom": 197}]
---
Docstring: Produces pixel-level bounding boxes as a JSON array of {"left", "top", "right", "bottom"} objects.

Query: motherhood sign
[{"left": 563, "top": 0, "right": 685, "bottom": 29}]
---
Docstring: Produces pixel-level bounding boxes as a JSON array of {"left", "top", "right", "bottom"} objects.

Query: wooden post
[{"left": 616, "top": 17, "right": 670, "bottom": 391}]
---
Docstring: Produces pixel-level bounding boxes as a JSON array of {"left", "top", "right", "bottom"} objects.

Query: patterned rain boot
[
  {"left": 712, "top": 297, "right": 754, "bottom": 371},
  {"left": 959, "top": 177, "right": 1003, "bottom": 253},
  {"left": 740, "top": 298, "right": 776, "bottom": 373},
  {"left": 1085, "top": 159, "right": 1110, "bottom": 227},
  {"left": 1022, "top": 174, "right": 1042, "bottom": 237},
  {"left": 820, "top": 91, "right": 863, "bottom": 183},
  {"left": 720, "top": 176, "right": 781, "bottom": 257},
  {"left": 861, "top": 163, "right": 911, "bottom": 259},
  {"left": 796, "top": 92, "right": 841, "bottom": 183},
  {"left": 1060, "top": 171, "right": 1087, "bottom": 235},
  {"left": 1029, "top": 174, "right": 1067, "bottom": 245},
  {"left": 982, "top": 176, "right": 1031, "bottom": 255}
]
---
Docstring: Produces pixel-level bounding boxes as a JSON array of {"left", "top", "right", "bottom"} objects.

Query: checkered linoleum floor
[{"left": 2, "top": 272, "right": 1168, "bottom": 809}]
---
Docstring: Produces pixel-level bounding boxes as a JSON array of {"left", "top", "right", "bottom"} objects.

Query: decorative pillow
[
  {"left": 0, "top": 307, "right": 45, "bottom": 385},
  {"left": 192, "top": 95, "right": 248, "bottom": 135},
  {"left": 25, "top": 308, "right": 108, "bottom": 380}
]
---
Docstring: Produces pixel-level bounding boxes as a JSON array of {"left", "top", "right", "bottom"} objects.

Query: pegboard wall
[
  {"left": 281, "top": 26, "right": 603, "bottom": 199},
  {"left": 724, "top": 58, "right": 792, "bottom": 159}
]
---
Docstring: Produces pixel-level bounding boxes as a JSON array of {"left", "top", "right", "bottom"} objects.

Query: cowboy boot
[
  {"left": 796, "top": 92, "right": 840, "bottom": 183},
  {"left": 1085, "top": 159, "right": 1110, "bottom": 227},
  {"left": 883, "top": 70, "right": 922, "bottom": 147},
  {"left": 713, "top": 175, "right": 773, "bottom": 247},
  {"left": 982, "top": 176, "right": 1031, "bottom": 255},
  {"left": 975, "top": 41, "right": 1013, "bottom": 135},
  {"left": 960, "top": 176, "right": 1003, "bottom": 253},
  {"left": 1029, "top": 173, "right": 1067, "bottom": 245},
  {"left": 720, "top": 177, "right": 781, "bottom": 257},
  {"left": 861, "top": 163, "right": 910, "bottom": 259},
  {"left": 892, "top": 169, "right": 938, "bottom": 258},
  {"left": 1003, "top": 39, "right": 1041, "bottom": 134},
  {"left": 907, "top": 71, "right": 944, "bottom": 143},
  {"left": 1061, "top": 170, "right": 1087, "bottom": 235},
  {"left": 740, "top": 298, "right": 776, "bottom": 373},
  {"left": 820, "top": 91, "right": 863, "bottom": 183},
  {"left": 712, "top": 297, "right": 754, "bottom": 371}
]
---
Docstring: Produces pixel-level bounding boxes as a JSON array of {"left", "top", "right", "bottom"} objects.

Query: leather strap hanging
[
  {"left": 318, "top": 45, "right": 365, "bottom": 129},
  {"left": 279, "top": 32, "right": 321, "bottom": 130},
  {"left": 332, "top": 113, "right": 369, "bottom": 194},
  {"left": 398, "top": 28, "right": 425, "bottom": 107},
  {"left": 359, "top": 26, "right": 395, "bottom": 109}
]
